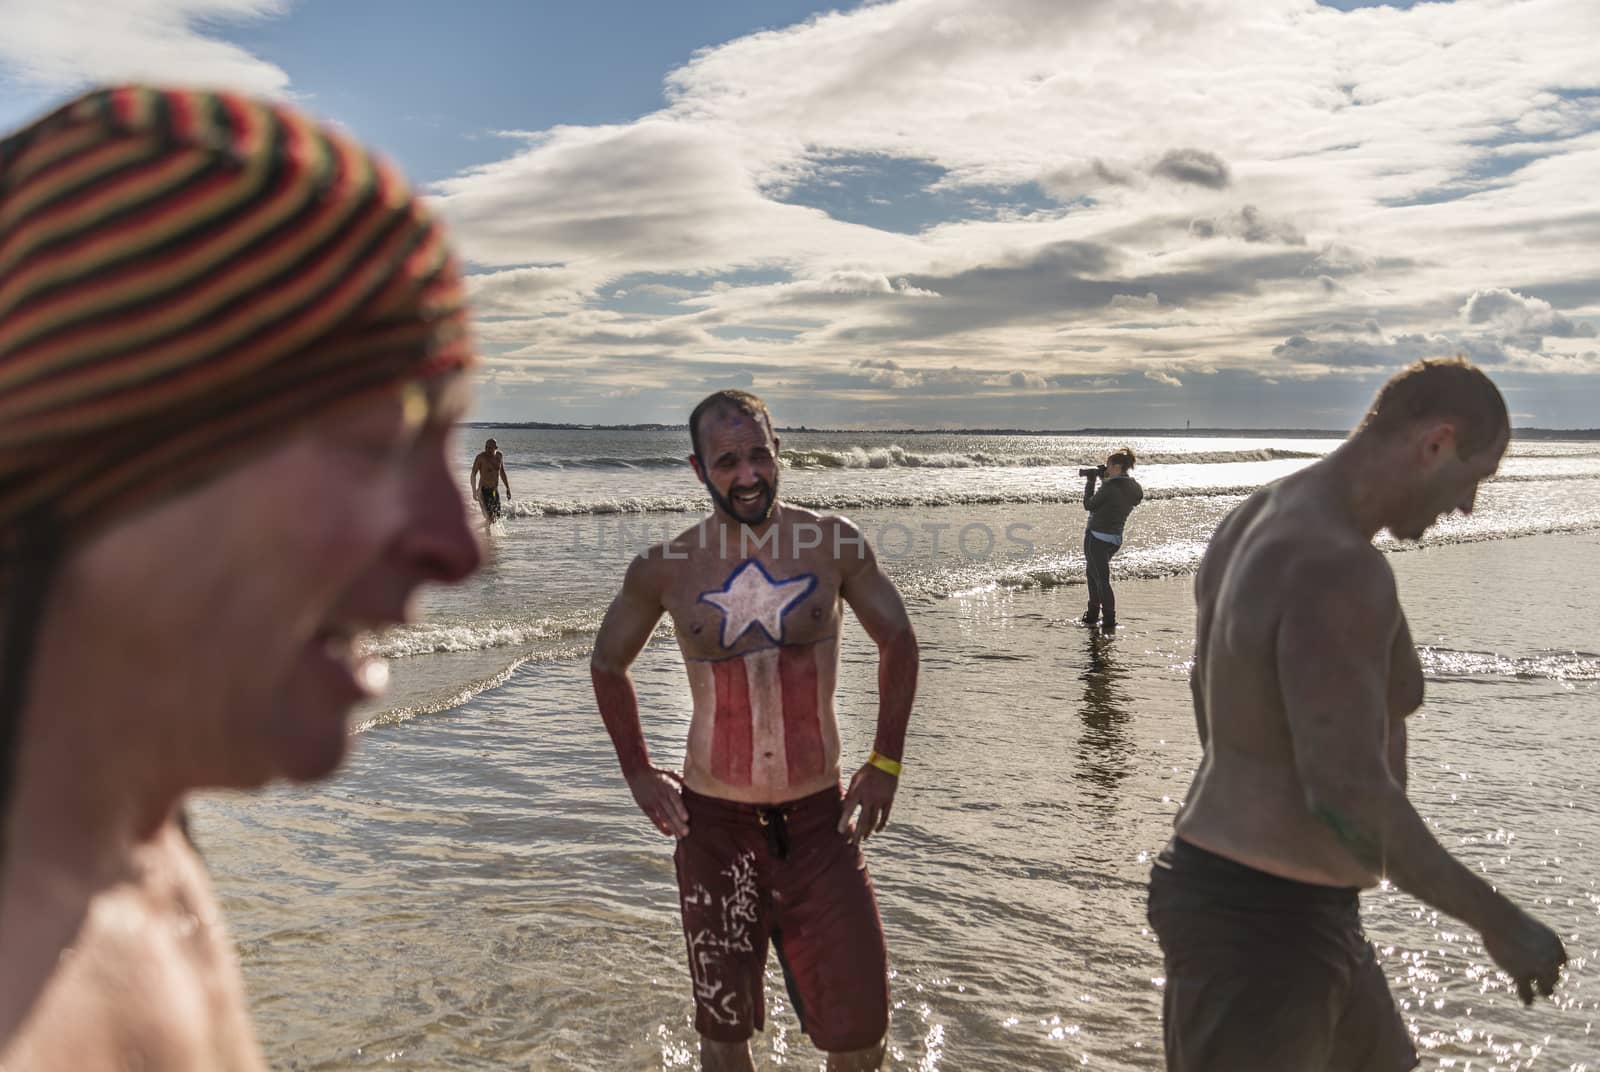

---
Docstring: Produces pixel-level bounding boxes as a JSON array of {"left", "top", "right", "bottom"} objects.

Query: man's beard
[{"left": 706, "top": 471, "right": 779, "bottom": 526}]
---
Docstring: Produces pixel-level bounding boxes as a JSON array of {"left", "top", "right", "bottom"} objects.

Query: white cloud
[
  {"left": 429, "top": 0, "right": 1597, "bottom": 419},
  {"left": 433, "top": 119, "right": 921, "bottom": 277},
  {"left": 466, "top": 266, "right": 591, "bottom": 318},
  {"left": 0, "top": 0, "right": 291, "bottom": 96},
  {"left": 13, "top": 0, "right": 1574, "bottom": 422},
  {"left": 1461, "top": 287, "right": 1598, "bottom": 340}
]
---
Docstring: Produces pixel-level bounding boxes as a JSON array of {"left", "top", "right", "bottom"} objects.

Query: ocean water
[{"left": 193, "top": 430, "right": 1600, "bottom": 1070}]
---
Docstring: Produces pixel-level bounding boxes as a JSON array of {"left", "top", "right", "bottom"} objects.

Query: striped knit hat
[
  {"left": 0, "top": 85, "right": 475, "bottom": 858},
  {"left": 1, "top": 85, "right": 474, "bottom": 547}
]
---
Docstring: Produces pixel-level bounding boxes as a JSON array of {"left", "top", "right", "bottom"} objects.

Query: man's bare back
[{"left": 1177, "top": 469, "right": 1422, "bottom": 888}]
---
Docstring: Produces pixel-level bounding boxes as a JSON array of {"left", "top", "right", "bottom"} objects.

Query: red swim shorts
[{"left": 674, "top": 783, "right": 890, "bottom": 1053}]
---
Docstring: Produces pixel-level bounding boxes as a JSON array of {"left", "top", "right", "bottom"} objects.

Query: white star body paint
[{"left": 697, "top": 559, "right": 818, "bottom": 649}]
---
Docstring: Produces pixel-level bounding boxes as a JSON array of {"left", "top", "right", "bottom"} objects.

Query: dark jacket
[{"left": 1083, "top": 474, "right": 1143, "bottom": 536}]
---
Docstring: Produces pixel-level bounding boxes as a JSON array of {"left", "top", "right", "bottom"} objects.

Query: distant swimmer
[
  {"left": 590, "top": 389, "right": 919, "bottom": 1071},
  {"left": 0, "top": 87, "right": 481, "bottom": 1070},
  {"left": 470, "top": 437, "right": 511, "bottom": 525},
  {"left": 1148, "top": 358, "right": 1566, "bottom": 1071},
  {"left": 1079, "top": 447, "right": 1143, "bottom": 631}
]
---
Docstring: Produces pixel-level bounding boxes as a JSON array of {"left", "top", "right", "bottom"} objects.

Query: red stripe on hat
[
  {"left": 166, "top": 90, "right": 196, "bottom": 142},
  {"left": 222, "top": 95, "right": 266, "bottom": 158},
  {"left": 0, "top": 156, "right": 272, "bottom": 337},
  {"left": 0, "top": 137, "right": 165, "bottom": 257},
  {"left": 0, "top": 178, "right": 407, "bottom": 430},
  {"left": 0, "top": 85, "right": 472, "bottom": 555},
  {"left": 780, "top": 644, "right": 825, "bottom": 782},
  {"left": 710, "top": 658, "right": 753, "bottom": 787},
  {"left": 110, "top": 86, "right": 147, "bottom": 126}
]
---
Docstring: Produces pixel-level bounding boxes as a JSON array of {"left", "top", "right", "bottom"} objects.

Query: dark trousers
[{"left": 1084, "top": 530, "right": 1120, "bottom": 620}]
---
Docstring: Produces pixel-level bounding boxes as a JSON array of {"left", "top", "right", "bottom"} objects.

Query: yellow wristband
[{"left": 867, "top": 751, "right": 902, "bottom": 778}]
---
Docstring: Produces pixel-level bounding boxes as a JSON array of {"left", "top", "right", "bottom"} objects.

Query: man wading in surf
[{"left": 591, "top": 389, "right": 918, "bottom": 1071}]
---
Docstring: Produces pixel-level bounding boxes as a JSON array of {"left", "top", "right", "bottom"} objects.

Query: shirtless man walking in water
[
  {"left": 1148, "top": 359, "right": 1566, "bottom": 1071},
  {"left": 469, "top": 437, "right": 510, "bottom": 526},
  {"left": 591, "top": 389, "right": 918, "bottom": 1071}
]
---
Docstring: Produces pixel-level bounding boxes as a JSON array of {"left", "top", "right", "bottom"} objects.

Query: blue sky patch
[{"left": 774, "top": 153, "right": 1061, "bottom": 234}]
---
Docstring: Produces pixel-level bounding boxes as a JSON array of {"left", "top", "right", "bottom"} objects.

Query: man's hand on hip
[
  {"left": 839, "top": 764, "right": 898, "bottom": 846},
  {"left": 626, "top": 766, "right": 689, "bottom": 838}
]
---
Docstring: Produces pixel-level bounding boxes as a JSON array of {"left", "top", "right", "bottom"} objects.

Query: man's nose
[{"left": 406, "top": 464, "right": 483, "bottom": 583}]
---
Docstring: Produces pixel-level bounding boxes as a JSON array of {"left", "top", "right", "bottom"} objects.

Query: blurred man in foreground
[{"left": 0, "top": 86, "right": 482, "bottom": 1070}]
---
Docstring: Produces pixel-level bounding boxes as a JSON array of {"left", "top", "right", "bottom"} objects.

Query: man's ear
[
  {"left": 1419, "top": 421, "right": 1458, "bottom": 466},
  {"left": 688, "top": 453, "right": 706, "bottom": 484}
]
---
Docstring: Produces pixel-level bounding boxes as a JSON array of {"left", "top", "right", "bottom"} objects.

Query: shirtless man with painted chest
[
  {"left": 591, "top": 389, "right": 918, "bottom": 1072},
  {"left": 1147, "top": 359, "right": 1566, "bottom": 1072}
]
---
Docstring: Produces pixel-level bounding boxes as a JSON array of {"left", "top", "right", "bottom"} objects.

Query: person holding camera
[{"left": 1080, "top": 448, "right": 1143, "bottom": 631}]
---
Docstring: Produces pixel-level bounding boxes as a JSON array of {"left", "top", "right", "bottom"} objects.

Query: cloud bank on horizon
[{"left": 2, "top": 0, "right": 1597, "bottom": 428}]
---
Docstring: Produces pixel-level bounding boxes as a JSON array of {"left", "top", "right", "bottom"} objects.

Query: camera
[{"left": 1078, "top": 464, "right": 1107, "bottom": 478}]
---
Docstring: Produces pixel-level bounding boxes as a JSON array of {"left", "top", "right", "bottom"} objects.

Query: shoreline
[
  {"left": 465, "top": 421, "right": 1600, "bottom": 439},
  {"left": 354, "top": 526, "right": 1600, "bottom": 739}
]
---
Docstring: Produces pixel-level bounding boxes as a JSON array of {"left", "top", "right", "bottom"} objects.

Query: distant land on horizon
[{"left": 467, "top": 421, "right": 1600, "bottom": 441}]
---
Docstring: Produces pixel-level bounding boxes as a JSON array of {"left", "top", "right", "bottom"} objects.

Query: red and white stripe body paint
[{"left": 683, "top": 636, "right": 842, "bottom": 802}]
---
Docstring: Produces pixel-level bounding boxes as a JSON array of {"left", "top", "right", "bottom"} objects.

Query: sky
[{"left": 2, "top": 0, "right": 1597, "bottom": 429}]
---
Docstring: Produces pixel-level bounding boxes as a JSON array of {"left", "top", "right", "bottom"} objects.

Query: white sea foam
[
  {"left": 1418, "top": 646, "right": 1600, "bottom": 683},
  {"left": 513, "top": 444, "right": 1331, "bottom": 472},
  {"left": 502, "top": 484, "right": 1268, "bottom": 518},
  {"left": 780, "top": 445, "right": 1323, "bottom": 470},
  {"left": 365, "top": 616, "right": 605, "bottom": 658}
]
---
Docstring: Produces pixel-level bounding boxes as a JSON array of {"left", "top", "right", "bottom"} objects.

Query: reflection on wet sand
[{"left": 1076, "top": 630, "right": 1134, "bottom": 797}]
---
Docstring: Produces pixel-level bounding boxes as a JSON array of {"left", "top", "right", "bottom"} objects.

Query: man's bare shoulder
[
  {"left": 632, "top": 518, "right": 711, "bottom": 571},
  {"left": 2, "top": 830, "right": 261, "bottom": 1071},
  {"left": 1198, "top": 487, "right": 1280, "bottom": 591},
  {"left": 1207, "top": 483, "right": 1384, "bottom": 594},
  {"left": 1263, "top": 478, "right": 1390, "bottom": 589},
  {"left": 1279, "top": 538, "right": 1395, "bottom": 609},
  {"left": 806, "top": 510, "right": 861, "bottom": 537},
  {"left": 803, "top": 511, "right": 874, "bottom": 567},
  {"left": 786, "top": 505, "right": 861, "bottom": 537}
]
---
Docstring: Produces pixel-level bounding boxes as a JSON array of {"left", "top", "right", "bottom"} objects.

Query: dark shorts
[
  {"left": 479, "top": 486, "right": 501, "bottom": 520},
  {"left": 1147, "top": 838, "right": 1418, "bottom": 1072},
  {"left": 675, "top": 784, "right": 889, "bottom": 1052}
]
